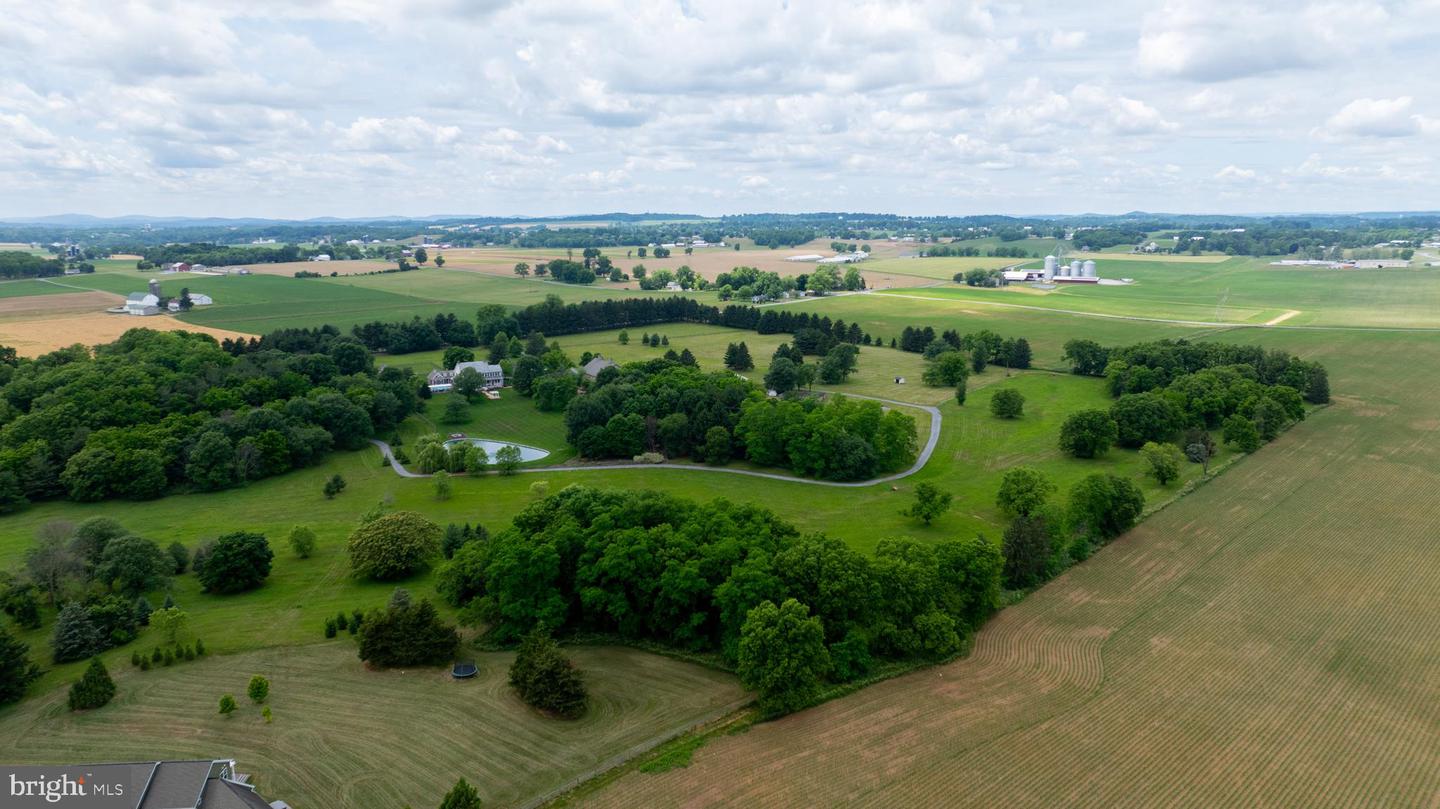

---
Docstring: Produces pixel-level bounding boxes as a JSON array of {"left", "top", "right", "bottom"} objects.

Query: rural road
[{"left": 370, "top": 393, "right": 943, "bottom": 489}]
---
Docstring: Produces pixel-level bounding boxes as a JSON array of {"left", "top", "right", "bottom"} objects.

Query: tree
[
  {"left": 218, "top": 694, "right": 237, "bottom": 715},
  {"left": 71, "top": 517, "right": 125, "bottom": 570},
  {"left": 1068, "top": 474, "right": 1145, "bottom": 541},
  {"left": 289, "top": 525, "right": 317, "bottom": 559},
  {"left": 68, "top": 657, "right": 116, "bottom": 711},
  {"left": 95, "top": 535, "right": 169, "bottom": 596},
  {"left": 764, "top": 357, "right": 800, "bottom": 394},
  {"left": 495, "top": 445, "right": 522, "bottom": 476},
  {"left": 347, "top": 511, "right": 442, "bottom": 580},
  {"left": 1223, "top": 414, "right": 1262, "bottom": 452},
  {"left": 1063, "top": 339, "right": 1110, "bottom": 375},
  {"left": 996, "top": 467, "right": 1055, "bottom": 518},
  {"left": 29, "top": 528, "right": 82, "bottom": 605},
  {"left": 414, "top": 247, "right": 429, "bottom": 265},
  {"left": 453, "top": 367, "right": 485, "bottom": 400},
  {"left": 150, "top": 606, "right": 189, "bottom": 644},
  {"left": 433, "top": 470, "right": 453, "bottom": 501},
  {"left": 323, "top": 474, "right": 347, "bottom": 499},
  {"left": 442, "top": 346, "right": 475, "bottom": 369},
  {"left": 737, "top": 599, "right": 830, "bottom": 716},
  {"left": 513, "top": 262, "right": 530, "bottom": 276},
  {"left": 185, "top": 432, "right": 237, "bottom": 491},
  {"left": 442, "top": 394, "right": 470, "bottom": 425},
  {"left": 989, "top": 388, "right": 1025, "bottom": 419},
  {"left": 1110, "top": 393, "right": 1184, "bottom": 448},
  {"left": 922, "top": 352, "right": 969, "bottom": 388},
  {"left": 818, "top": 344, "right": 858, "bottom": 384},
  {"left": 617, "top": 330, "right": 629, "bottom": 345},
  {"left": 51, "top": 602, "right": 103, "bottom": 663},
  {"left": 1059, "top": 410, "right": 1118, "bottom": 458},
  {"left": 954, "top": 379, "right": 967, "bottom": 406},
  {"left": 247, "top": 674, "right": 270, "bottom": 703},
  {"left": 438, "top": 779, "right": 482, "bottom": 809},
  {"left": 357, "top": 594, "right": 459, "bottom": 667},
  {"left": 903, "top": 482, "right": 953, "bottom": 525},
  {"left": 0, "top": 625, "right": 41, "bottom": 705},
  {"left": 702, "top": 426, "right": 731, "bottom": 465},
  {"left": 724, "top": 341, "right": 754, "bottom": 371},
  {"left": 1003, "top": 514, "right": 1054, "bottom": 589},
  {"left": 2, "top": 581, "right": 42, "bottom": 629},
  {"left": 508, "top": 631, "right": 588, "bottom": 718},
  {"left": 1140, "top": 441, "right": 1184, "bottom": 486},
  {"left": 196, "top": 532, "right": 274, "bottom": 594},
  {"left": 167, "top": 542, "right": 189, "bottom": 574}
]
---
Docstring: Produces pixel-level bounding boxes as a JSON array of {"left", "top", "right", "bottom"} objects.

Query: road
[{"left": 370, "top": 394, "right": 942, "bottom": 489}]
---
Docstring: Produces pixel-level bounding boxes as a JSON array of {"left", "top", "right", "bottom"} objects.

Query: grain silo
[{"left": 1082, "top": 260, "right": 1096, "bottom": 278}]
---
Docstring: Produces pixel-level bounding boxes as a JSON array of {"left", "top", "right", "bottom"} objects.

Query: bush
[
  {"left": 509, "top": 632, "right": 588, "bottom": 719},
  {"left": 989, "top": 388, "right": 1025, "bottom": 419},
  {"left": 167, "top": 541, "right": 190, "bottom": 574},
  {"left": 357, "top": 594, "right": 459, "bottom": 668},
  {"left": 247, "top": 674, "right": 270, "bottom": 704},
  {"left": 1059, "top": 410, "right": 1118, "bottom": 458},
  {"left": 323, "top": 474, "right": 347, "bottom": 499},
  {"left": 324, "top": 618, "right": 337, "bottom": 638},
  {"left": 68, "top": 657, "right": 116, "bottom": 711},
  {"left": 347, "top": 511, "right": 442, "bottom": 580},
  {"left": 218, "top": 694, "right": 237, "bottom": 715},
  {"left": 196, "top": 532, "right": 273, "bottom": 594},
  {"left": 195, "top": 638, "right": 205, "bottom": 656},
  {"left": 262, "top": 706, "right": 273, "bottom": 723}
]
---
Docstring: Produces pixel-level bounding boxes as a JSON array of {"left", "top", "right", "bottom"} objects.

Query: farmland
[
  {"left": 2, "top": 243, "right": 1438, "bottom": 808},
  {"left": 575, "top": 325, "right": 1440, "bottom": 808}
]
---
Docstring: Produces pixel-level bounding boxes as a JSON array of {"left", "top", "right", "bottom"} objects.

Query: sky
[{"left": 2, "top": 0, "right": 1438, "bottom": 219}]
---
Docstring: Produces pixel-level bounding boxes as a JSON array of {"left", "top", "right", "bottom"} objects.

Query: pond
[{"left": 442, "top": 438, "right": 551, "bottom": 462}]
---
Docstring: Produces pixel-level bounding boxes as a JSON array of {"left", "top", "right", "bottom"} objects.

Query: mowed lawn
[
  {"left": 575, "top": 320, "right": 1440, "bottom": 808},
  {"left": 0, "top": 642, "right": 745, "bottom": 809}
]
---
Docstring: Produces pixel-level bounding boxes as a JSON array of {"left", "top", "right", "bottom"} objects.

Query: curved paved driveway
[{"left": 370, "top": 393, "right": 942, "bottom": 489}]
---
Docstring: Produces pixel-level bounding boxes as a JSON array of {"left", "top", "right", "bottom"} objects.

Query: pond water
[{"left": 442, "top": 438, "right": 550, "bottom": 462}]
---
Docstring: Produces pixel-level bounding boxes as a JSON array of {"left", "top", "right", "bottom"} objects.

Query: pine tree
[
  {"left": 0, "top": 625, "right": 41, "bottom": 705},
  {"left": 51, "top": 603, "right": 103, "bottom": 664},
  {"left": 194, "top": 638, "right": 206, "bottom": 656},
  {"left": 68, "top": 657, "right": 116, "bottom": 711},
  {"left": 438, "top": 778, "right": 482, "bottom": 809}
]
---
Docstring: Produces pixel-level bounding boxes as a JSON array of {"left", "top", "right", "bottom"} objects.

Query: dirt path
[{"left": 1264, "top": 309, "right": 1301, "bottom": 326}]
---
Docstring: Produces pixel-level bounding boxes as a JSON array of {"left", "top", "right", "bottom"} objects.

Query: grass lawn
[
  {"left": 0, "top": 642, "right": 745, "bottom": 809},
  {"left": 395, "top": 391, "right": 579, "bottom": 466}
]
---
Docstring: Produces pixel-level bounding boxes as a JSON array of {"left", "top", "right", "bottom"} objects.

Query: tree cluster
[
  {"left": 439, "top": 486, "right": 1003, "bottom": 714},
  {"left": 735, "top": 394, "right": 918, "bottom": 481}
]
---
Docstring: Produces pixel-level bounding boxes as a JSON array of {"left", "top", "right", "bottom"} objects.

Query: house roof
[
  {"left": 582, "top": 356, "right": 618, "bottom": 377},
  {"left": 453, "top": 361, "right": 503, "bottom": 375}
]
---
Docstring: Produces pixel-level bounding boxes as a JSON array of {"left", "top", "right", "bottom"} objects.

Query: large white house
[{"left": 428, "top": 360, "right": 505, "bottom": 392}]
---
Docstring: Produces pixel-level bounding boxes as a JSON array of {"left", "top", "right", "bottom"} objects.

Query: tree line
[
  {"left": 0, "top": 251, "right": 66, "bottom": 279},
  {"left": 0, "top": 329, "right": 422, "bottom": 508}
]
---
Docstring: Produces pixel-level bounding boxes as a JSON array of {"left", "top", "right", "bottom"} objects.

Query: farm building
[
  {"left": 428, "top": 360, "right": 505, "bottom": 392},
  {"left": 816, "top": 253, "right": 866, "bottom": 264},
  {"left": 786, "top": 254, "right": 825, "bottom": 262},
  {"left": 124, "top": 292, "right": 161, "bottom": 316}
]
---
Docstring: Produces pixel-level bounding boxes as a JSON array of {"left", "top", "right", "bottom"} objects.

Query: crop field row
[{"left": 576, "top": 326, "right": 1440, "bottom": 808}]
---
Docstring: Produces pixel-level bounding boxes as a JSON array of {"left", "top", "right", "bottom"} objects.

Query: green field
[
  {"left": 0, "top": 642, "right": 744, "bottom": 809},
  {"left": 578, "top": 321, "right": 1440, "bottom": 809},
  {"left": 5, "top": 246, "right": 1439, "bottom": 807}
]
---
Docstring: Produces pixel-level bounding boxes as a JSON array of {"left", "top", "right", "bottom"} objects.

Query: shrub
[
  {"left": 194, "top": 638, "right": 206, "bottom": 656},
  {"left": 149, "top": 606, "right": 189, "bottom": 644},
  {"left": 196, "top": 532, "right": 273, "bottom": 594},
  {"left": 131, "top": 650, "right": 142, "bottom": 667},
  {"left": 323, "top": 474, "right": 347, "bottom": 499},
  {"left": 182, "top": 644, "right": 195, "bottom": 661},
  {"left": 218, "top": 694, "right": 237, "bottom": 715},
  {"left": 336, "top": 612, "right": 348, "bottom": 631},
  {"left": 509, "top": 632, "right": 588, "bottom": 719},
  {"left": 247, "top": 674, "right": 270, "bottom": 704},
  {"left": 167, "top": 541, "right": 190, "bottom": 574},
  {"left": 324, "top": 618, "right": 337, "bottom": 638},
  {"left": 262, "top": 706, "right": 273, "bottom": 723},
  {"left": 347, "top": 511, "right": 442, "bottom": 580},
  {"left": 989, "top": 388, "right": 1025, "bottom": 419},
  {"left": 68, "top": 657, "right": 116, "bottom": 711}
]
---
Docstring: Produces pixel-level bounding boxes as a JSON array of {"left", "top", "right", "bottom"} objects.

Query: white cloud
[
  {"left": 1215, "top": 165, "right": 1257, "bottom": 181},
  {"left": 1323, "top": 97, "right": 1434, "bottom": 138},
  {"left": 335, "top": 117, "right": 462, "bottom": 152}
]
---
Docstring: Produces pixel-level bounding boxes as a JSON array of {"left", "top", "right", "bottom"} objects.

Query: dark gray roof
[
  {"left": 138, "top": 760, "right": 213, "bottom": 809},
  {"left": 200, "top": 778, "right": 275, "bottom": 809}
]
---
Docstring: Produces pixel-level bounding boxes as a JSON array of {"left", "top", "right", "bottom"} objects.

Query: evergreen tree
[
  {"left": 0, "top": 625, "right": 41, "bottom": 705},
  {"left": 68, "top": 657, "right": 116, "bottom": 711},
  {"left": 51, "top": 602, "right": 103, "bottom": 663},
  {"left": 508, "top": 631, "right": 588, "bottom": 719},
  {"left": 438, "top": 778, "right": 483, "bottom": 809},
  {"left": 247, "top": 674, "right": 270, "bottom": 704}
]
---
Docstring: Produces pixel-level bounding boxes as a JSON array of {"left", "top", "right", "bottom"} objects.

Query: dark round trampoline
[{"left": 452, "top": 660, "right": 477, "bottom": 679}]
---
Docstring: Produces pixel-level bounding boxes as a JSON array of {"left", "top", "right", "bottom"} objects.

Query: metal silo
[
  {"left": 1069, "top": 260, "right": 1081, "bottom": 277},
  {"left": 1082, "top": 259, "right": 1096, "bottom": 278},
  {"left": 1044, "top": 255, "right": 1057, "bottom": 278}
]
